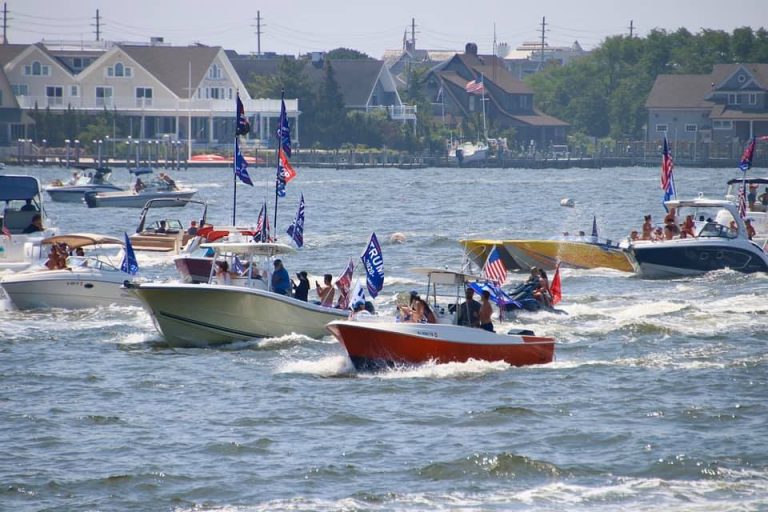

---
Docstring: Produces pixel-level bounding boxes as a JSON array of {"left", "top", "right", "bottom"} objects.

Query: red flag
[
  {"left": 278, "top": 148, "right": 296, "bottom": 183},
  {"left": 550, "top": 263, "right": 562, "bottom": 306}
]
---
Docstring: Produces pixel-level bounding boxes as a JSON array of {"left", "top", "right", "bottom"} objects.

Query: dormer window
[{"left": 107, "top": 62, "right": 133, "bottom": 78}]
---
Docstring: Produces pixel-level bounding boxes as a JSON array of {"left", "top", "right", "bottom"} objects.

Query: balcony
[{"left": 365, "top": 104, "right": 417, "bottom": 121}]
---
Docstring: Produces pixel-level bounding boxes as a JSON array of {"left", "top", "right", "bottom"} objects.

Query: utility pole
[
  {"left": 628, "top": 20, "right": 635, "bottom": 38},
  {"left": 93, "top": 9, "right": 101, "bottom": 42},
  {"left": 2, "top": 3, "right": 8, "bottom": 45},
  {"left": 539, "top": 16, "right": 548, "bottom": 68},
  {"left": 255, "top": 11, "right": 262, "bottom": 58},
  {"left": 493, "top": 22, "right": 497, "bottom": 56},
  {"left": 411, "top": 17, "right": 416, "bottom": 49}
]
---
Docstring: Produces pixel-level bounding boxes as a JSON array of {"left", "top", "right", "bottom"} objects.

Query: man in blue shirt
[{"left": 271, "top": 259, "right": 291, "bottom": 296}]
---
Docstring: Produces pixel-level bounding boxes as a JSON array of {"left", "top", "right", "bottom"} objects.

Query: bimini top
[
  {"left": 0, "top": 175, "right": 41, "bottom": 201},
  {"left": 410, "top": 267, "right": 481, "bottom": 285},
  {"left": 726, "top": 176, "right": 768, "bottom": 186},
  {"left": 664, "top": 197, "right": 736, "bottom": 210},
  {"left": 200, "top": 241, "right": 296, "bottom": 256},
  {"left": 41, "top": 233, "right": 124, "bottom": 249}
]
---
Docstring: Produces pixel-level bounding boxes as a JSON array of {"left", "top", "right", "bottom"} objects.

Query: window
[
  {"left": 11, "top": 84, "right": 28, "bottom": 96},
  {"left": 208, "top": 87, "right": 225, "bottom": 99},
  {"left": 107, "top": 62, "right": 132, "bottom": 77},
  {"left": 96, "top": 86, "right": 113, "bottom": 107},
  {"left": 656, "top": 124, "right": 668, "bottom": 133},
  {"left": 469, "top": 95, "right": 475, "bottom": 112},
  {"left": 70, "top": 85, "right": 79, "bottom": 97},
  {"left": 728, "top": 93, "right": 742, "bottom": 105},
  {"left": 685, "top": 124, "right": 697, "bottom": 132},
  {"left": 24, "top": 60, "right": 50, "bottom": 76},
  {"left": 208, "top": 64, "right": 222, "bottom": 80},
  {"left": 228, "top": 88, "right": 233, "bottom": 100},
  {"left": 738, "top": 74, "right": 746, "bottom": 83},
  {"left": 520, "top": 95, "right": 529, "bottom": 109},
  {"left": 46, "top": 86, "right": 63, "bottom": 106},
  {"left": 713, "top": 120, "right": 733, "bottom": 130},
  {"left": 749, "top": 93, "right": 757, "bottom": 105},
  {"left": 136, "top": 87, "right": 153, "bottom": 107}
]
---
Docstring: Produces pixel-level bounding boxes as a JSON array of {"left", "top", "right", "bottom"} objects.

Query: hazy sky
[{"left": 9, "top": 0, "right": 766, "bottom": 57}]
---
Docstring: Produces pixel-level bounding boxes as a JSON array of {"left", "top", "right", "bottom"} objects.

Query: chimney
[{"left": 465, "top": 42, "right": 478, "bottom": 56}]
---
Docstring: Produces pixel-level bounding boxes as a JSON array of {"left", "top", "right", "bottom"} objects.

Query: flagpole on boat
[
  {"left": 273, "top": 89, "right": 284, "bottom": 238},
  {"left": 232, "top": 135, "right": 237, "bottom": 225}
]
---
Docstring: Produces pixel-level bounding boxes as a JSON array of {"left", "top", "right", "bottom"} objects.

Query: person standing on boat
[
  {"left": 292, "top": 271, "right": 310, "bottom": 301},
  {"left": 641, "top": 215, "right": 653, "bottom": 240},
  {"left": 457, "top": 288, "right": 481, "bottom": 327},
  {"left": 479, "top": 290, "right": 495, "bottom": 332},
  {"left": 315, "top": 274, "right": 335, "bottom": 307},
  {"left": 271, "top": 259, "right": 291, "bottom": 296}
]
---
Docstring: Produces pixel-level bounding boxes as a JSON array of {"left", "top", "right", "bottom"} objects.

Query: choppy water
[{"left": 1, "top": 164, "right": 767, "bottom": 511}]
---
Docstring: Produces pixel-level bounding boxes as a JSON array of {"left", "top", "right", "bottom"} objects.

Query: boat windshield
[{"left": 678, "top": 205, "right": 739, "bottom": 239}]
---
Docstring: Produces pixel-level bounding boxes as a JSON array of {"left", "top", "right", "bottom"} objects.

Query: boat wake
[{"left": 275, "top": 355, "right": 356, "bottom": 377}]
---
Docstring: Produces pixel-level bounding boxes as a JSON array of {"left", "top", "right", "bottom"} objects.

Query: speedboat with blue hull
[{"left": 627, "top": 198, "right": 768, "bottom": 279}]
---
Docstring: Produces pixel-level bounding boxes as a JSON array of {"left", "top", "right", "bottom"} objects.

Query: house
[
  {"left": 646, "top": 64, "right": 768, "bottom": 144},
  {"left": 0, "top": 39, "right": 297, "bottom": 146},
  {"left": 427, "top": 43, "right": 568, "bottom": 145},
  {"left": 502, "top": 40, "right": 589, "bottom": 80},
  {"left": 230, "top": 53, "right": 416, "bottom": 131},
  {"left": 382, "top": 38, "right": 456, "bottom": 88}
]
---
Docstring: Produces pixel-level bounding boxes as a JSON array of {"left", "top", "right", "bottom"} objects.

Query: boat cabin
[
  {"left": 203, "top": 241, "right": 296, "bottom": 291},
  {"left": 0, "top": 175, "right": 45, "bottom": 234}
]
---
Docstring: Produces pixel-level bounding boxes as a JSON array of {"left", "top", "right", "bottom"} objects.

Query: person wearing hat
[
  {"left": 292, "top": 271, "right": 310, "bottom": 301},
  {"left": 271, "top": 259, "right": 291, "bottom": 296}
]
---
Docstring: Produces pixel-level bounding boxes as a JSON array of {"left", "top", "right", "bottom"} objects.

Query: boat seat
[{"left": 3, "top": 209, "right": 38, "bottom": 234}]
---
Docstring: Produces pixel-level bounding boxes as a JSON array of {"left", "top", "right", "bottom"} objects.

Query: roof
[
  {"left": 119, "top": 45, "right": 221, "bottom": 98},
  {"left": 0, "top": 43, "right": 29, "bottom": 65},
  {"left": 512, "top": 109, "right": 570, "bottom": 127},
  {"left": 709, "top": 104, "right": 768, "bottom": 120},
  {"left": 645, "top": 74, "right": 716, "bottom": 109},
  {"left": 41, "top": 233, "right": 124, "bottom": 249},
  {"left": 453, "top": 53, "right": 532, "bottom": 94}
]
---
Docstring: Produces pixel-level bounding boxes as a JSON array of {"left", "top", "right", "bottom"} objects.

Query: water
[{"left": 1, "top": 164, "right": 767, "bottom": 511}]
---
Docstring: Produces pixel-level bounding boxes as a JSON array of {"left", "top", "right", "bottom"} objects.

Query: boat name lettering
[{"left": 416, "top": 330, "right": 438, "bottom": 338}]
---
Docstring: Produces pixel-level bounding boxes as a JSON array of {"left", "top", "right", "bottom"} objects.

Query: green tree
[
  {"left": 313, "top": 60, "right": 346, "bottom": 148},
  {"left": 326, "top": 47, "right": 372, "bottom": 60}
]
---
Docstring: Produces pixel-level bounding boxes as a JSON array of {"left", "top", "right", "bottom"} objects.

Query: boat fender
[{"left": 507, "top": 329, "right": 535, "bottom": 336}]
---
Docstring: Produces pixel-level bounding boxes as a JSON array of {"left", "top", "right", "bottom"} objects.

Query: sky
[{"left": 7, "top": 0, "right": 766, "bottom": 58}]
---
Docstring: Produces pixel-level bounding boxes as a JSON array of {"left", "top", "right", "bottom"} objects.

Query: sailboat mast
[{"left": 481, "top": 73, "right": 487, "bottom": 141}]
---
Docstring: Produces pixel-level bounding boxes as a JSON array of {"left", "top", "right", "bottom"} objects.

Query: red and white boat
[{"left": 327, "top": 320, "right": 555, "bottom": 371}]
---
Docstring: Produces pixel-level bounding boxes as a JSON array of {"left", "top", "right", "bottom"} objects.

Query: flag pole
[
  {"left": 273, "top": 89, "right": 284, "bottom": 239},
  {"left": 233, "top": 136, "right": 237, "bottom": 225}
]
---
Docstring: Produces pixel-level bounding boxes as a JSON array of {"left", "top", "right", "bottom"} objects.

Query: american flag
[
  {"left": 738, "top": 179, "right": 747, "bottom": 219},
  {"left": 253, "top": 202, "right": 271, "bottom": 242},
  {"left": 465, "top": 79, "right": 485, "bottom": 95},
  {"left": 335, "top": 258, "right": 355, "bottom": 309},
  {"left": 661, "top": 137, "right": 676, "bottom": 202},
  {"left": 236, "top": 92, "right": 251, "bottom": 136},
  {"left": 2, "top": 224, "right": 11, "bottom": 239},
  {"left": 482, "top": 246, "right": 507, "bottom": 285}
]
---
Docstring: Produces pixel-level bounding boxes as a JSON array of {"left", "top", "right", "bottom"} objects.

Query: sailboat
[{"left": 449, "top": 76, "right": 489, "bottom": 165}]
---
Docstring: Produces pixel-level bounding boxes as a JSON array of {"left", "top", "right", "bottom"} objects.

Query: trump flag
[{"left": 360, "top": 232, "right": 384, "bottom": 298}]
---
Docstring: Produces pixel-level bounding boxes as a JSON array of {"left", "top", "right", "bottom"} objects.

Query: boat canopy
[
  {"left": 41, "top": 233, "right": 124, "bottom": 249},
  {"left": 726, "top": 177, "right": 768, "bottom": 185},
  {"left": 0, "top": 175, "right": 40, "bottom": 201},
  {"left": 201, "top": 241, "right": 296, "bottom": 256},
  {"left": 665, "top": 197, "right": 736, "bottom": 210},
  {"left": 410, "top": 267, "right": 480, "bottom": 285},
  {"left": 129, "top": 167, "right": 154, "bottom": 175}
]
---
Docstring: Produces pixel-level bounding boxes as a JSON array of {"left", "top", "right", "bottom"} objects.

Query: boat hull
[
  {"left": 128, "top": 282, "right": 348, "bottom": 347},
  {"left": 503, "top": 239, "right": 633, "bottom": 272},
  {"left": 327, "top": 320, "right": 555, "bottom": 371},
  {"left": 84, "top": 190, "right": 196, "bottom": 208},
  {"left": 0, "top": 269, "right": 138, "bottom": 309},
  {"left": 628, "top": 239, "right": 768, "bottom": 278},
  {"left": 47, "top": 185, "right": 123, "bottom": 203}
]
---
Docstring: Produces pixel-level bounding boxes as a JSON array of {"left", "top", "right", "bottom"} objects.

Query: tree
[
  {"left": 326, "top": 47, "right": 372, "bottom": 60},
  {"left": 313, "top": 60, "right": 346, "bottom": 148}
]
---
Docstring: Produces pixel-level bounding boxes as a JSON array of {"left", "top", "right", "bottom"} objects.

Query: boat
[
  {"left": 129, "top": 198, "right": 208, "bottom": 253},
  {"left": 626, "top": 197, "right": 768, "bottom": 278},
  {"left": 0, "top": 233, "right": 139, "bottom": 309},
  {"left": 45, "top": 166, "right": 123, "bottom": 203},
  {"left": 0, "top": 175, "right": 57, "bottom": 272},
  {"left": 125, "top": 241, "right": 349, "bottom": 347},
  {"left": 327, "top": 268, "right": 554, "bottom": 371},
  {"left": 83, "top": 170, "right": 196, "bottom": 208},
  {"left": 724, "top": 176, "right": 768, "bottom": 236},
  {"left": 449, "top": 141, "right": 488, "bottom": 165},
  {"left": 460, "top": 236, "right": 633, "bottom": 273}
]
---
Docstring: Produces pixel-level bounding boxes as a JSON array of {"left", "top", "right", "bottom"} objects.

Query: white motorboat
[
  {"left": 0, "top": 175, "right": 57, "bottom": 272},
  {"left": 126, "top": 241, "right": 348, "bottom": 347},
  {"left": 626, "top": 198, "right": 768, "bottom": 279},
  {"left": 84, "top": 170, "right": 196, "bottom": 208},
  {"left": 45, "top": 166, "right": 123, "bottom": 203},
  {"left": 449, "top": 141, "right": 488, "bottom": 165},
  {"left": 0, "top": 233, "right": 139, "bottom": 309},
  {"left": 128, "top": 198, "right": 208, "bottom": 253}
]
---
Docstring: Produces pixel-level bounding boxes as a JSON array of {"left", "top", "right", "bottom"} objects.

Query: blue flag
[
  {"left": 276, "top": 92, "right": 291, "bottom": 157},
  {"left": 121, "top": 232, "right": 139, "bottom": 275},
  {"left": 232, "top": 255, "right": 245, "bottom": 275},
  {"left": 234, "top": 137, "right": 253, "bottom": 186},
  {"left": 360, "top": 232, "right": 384, "bottom": 298},
  {"left": 286, "top": 193, "right": 305, "bottom": 248},
  {"left": 236, "top": 92, "right": 250, "bottom": 136}
]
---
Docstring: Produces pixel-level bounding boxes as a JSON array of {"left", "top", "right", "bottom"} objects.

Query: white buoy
[
  {"left": 560, "top": 198, "right": 575, "bottom": 208},
  {"left": 389, "top": 232, "right": 407, "bottom": 244}
]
